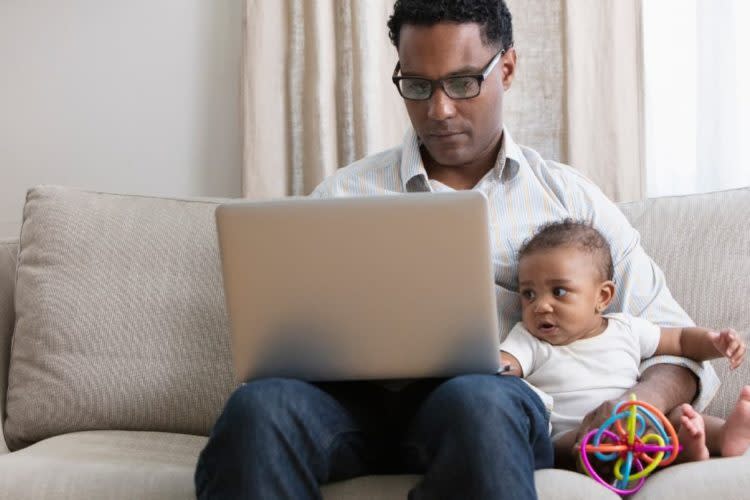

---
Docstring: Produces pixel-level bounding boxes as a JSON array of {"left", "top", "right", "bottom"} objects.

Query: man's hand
[
  {"left": 573, "top": 398, "right": 623, "bottom": 452},
  {"left": 564, "top": 364, "right": 697, "bottom": 471},
  {"left": 709, "top": 328, "right": 745, "bottom": 369},
  {"left": 562, "top": 398, "right": 627, "bottom": 477}
]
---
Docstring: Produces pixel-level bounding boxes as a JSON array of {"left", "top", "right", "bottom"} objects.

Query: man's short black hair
[
  {"left": 387, "top": 0, "right": 513, "bottom": 50},
  {"left": 519, "top": 220, "right": 615, "bottom": 282}
]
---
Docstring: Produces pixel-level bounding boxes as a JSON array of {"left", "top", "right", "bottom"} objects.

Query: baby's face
[{"left": 518, "top": 246, "right": 610, "bottom": 346}]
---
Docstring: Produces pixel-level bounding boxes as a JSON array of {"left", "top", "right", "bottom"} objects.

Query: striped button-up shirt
[{"left": 311, "top": 127, "right": 719, "bottom": 410}]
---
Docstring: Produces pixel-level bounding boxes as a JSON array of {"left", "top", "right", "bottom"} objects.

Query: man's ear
[
  {"left": 596, "top": 280, "right": 616, "bottom": 313},
  {"left": 501, "top": 47, "right": 517, "bottom": 90}
]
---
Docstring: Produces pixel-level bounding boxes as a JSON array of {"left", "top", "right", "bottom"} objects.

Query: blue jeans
[{"left": 195, "top": 375, "right": 552, "bottom": 499}]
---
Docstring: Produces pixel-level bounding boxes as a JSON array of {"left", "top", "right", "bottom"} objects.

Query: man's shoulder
[
  {"left": 339, "top": 146, "right": 402, "bottom": 177},
  {"left": 311, "top": 146, "right": 403, "bottom": 198},
  {"left": 517, "top": 144, "right": 593, "bottom": 192},
  {"left": 513, "top": 142, "right": 613, "bottom": 219}
]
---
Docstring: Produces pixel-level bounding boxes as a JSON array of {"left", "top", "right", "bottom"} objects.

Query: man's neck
[{"left": 421, "top": 134, "right": 504, "bottom": 191}]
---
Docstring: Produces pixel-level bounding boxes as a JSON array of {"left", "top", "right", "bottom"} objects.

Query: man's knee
[
  {"left": 222, "top": 377, "right": 309, "bottom": 423},
  {"left": 430, "top": 374, "right": 536, "bottom": 418}
]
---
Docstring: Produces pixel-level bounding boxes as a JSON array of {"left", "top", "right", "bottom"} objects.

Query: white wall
[{"left": 0, "top": 0, "right": 244, "bottom": 238}]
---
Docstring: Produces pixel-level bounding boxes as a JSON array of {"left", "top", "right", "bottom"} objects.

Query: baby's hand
[{"left": 709, "top": 329, "right": 745, "bottom": 369}]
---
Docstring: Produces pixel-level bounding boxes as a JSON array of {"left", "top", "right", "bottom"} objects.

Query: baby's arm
[
  {"left": 655, "top": 327, "right": 745, "bottom": 369},
  {"left": 500, "top": 351, "right": 523, "bottom": 377},
  {"left": 498, "top": 322, "right": 537, "bottom": 377}
]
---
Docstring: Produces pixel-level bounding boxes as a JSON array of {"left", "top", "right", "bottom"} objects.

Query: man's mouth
[{"left": 428, "top": 130, "right": 465, "bottom": 139}]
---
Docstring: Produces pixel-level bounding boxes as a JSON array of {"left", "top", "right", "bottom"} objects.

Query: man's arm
[
  {"left": 568, "top": 364, "right": 697, "bottom": 465},
  {"left": 627, "top": 363, "right": 697, "bottom": 415}
]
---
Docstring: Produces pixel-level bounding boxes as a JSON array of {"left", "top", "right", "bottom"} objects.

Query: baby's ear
[{"left": 597, "top": 280, "right": 616, "bottom": 312}]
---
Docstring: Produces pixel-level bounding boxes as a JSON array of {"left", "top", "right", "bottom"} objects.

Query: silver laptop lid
[{"left": 216, "top": 191, "right": 500, "bottom": 382}]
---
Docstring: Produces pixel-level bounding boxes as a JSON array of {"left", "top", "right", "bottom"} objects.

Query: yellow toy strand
[{"left": 627, "top": 393, "right": 637, "bottom": 446}]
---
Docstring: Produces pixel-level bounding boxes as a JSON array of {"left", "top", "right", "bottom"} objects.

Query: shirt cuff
[{"left": 639, "top": 355, "right": 721, "bottom": 412}]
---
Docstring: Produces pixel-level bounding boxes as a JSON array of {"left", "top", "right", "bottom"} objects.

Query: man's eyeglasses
[{"left": 391, "top": 48, "right": 508, "bottom": 101}]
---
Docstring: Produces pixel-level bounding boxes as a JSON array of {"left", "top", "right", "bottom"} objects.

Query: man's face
[
  {"left": 518, "top": 246, "right": 613, "bottom": 346},
  {"left": 396, "top": 23, "right": 515, "bottom": 168}
]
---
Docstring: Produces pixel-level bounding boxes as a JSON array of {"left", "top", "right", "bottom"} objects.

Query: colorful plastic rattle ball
[{"left": 577, "top": 394, "right": 681, "bottom": 496}]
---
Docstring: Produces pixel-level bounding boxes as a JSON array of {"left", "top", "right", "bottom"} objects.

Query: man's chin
[{"left": 423, "top": 145, "right": 472, "bottom": 168}]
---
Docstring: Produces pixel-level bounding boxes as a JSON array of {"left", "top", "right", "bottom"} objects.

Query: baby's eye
[
  {"left": 521, "top": 290, "right": 535, "bottom": 300},
  {"left": 553, "top": 287, "right": 567, "bottom": 297}
]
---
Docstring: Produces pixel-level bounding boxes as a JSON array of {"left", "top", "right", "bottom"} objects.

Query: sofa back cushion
[
  {"left": 0, "top": 239, "right": 19, "bottom": 453},
  {"left": 4, "top": 186, "right": 236, "bottom": 450},
  {"left": 619, "top": 187, "right": 750, "bottom": 419}
]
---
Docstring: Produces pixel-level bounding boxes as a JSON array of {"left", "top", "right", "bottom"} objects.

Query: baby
[{"left": 499, "top": 220, "right": 749, "bottom": 466}]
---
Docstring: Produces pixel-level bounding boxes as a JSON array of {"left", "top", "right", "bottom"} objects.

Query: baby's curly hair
[
  {"left": 519, "top": 220, "right": 615, "bottom": 282},
  {"left": 387, "top": 0, "right": 513, "bottom": 50}
]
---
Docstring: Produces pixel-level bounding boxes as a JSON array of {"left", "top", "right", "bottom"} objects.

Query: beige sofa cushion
[
  {"left": 0, "top": 239, "right": 19, "bottom": 453},
  {"left": 0, "top": 431, "right": 202, "bottom": 500},
  {"left": 0, "top": 430, "right": 620, "bottom": 500},
  {"left": 0, "top": 430, "right": 745, "bottom": 500},
  {"left": 323, "top": 471, "right": 620, "bottom": 500},
  {"left": 619, "top": 187, "right": 750, "bottom": 419},
  {"left": 630, "top": 455, "right": 750, "bottom": 500},
  {"left": 4, "top": 186, "right": 236, "bottom": 450}
]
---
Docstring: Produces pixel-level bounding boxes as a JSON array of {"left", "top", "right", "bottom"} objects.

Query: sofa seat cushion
[
  {"left": 0, "top": 430, "right": 619, "bottom": 500},
  {"left": 0, "top": 431, "right": 204, "bottom": 500},
  {"left": 323, "top": 470, "right": 619, "bottom": 500},
  {"left": 630, "top": 455, "right": 750, "bottom": 500}
]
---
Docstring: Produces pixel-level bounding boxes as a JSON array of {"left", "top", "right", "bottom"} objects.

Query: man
[{"left": 195, "top": 1, "right": 718, "bottom": 498}]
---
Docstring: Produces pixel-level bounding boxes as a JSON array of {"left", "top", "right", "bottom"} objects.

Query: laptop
[{"left": 215, "top": 191, "right": 501, "bottom": 383}]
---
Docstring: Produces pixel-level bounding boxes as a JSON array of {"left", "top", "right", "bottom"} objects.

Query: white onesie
[{"left": 499, "top": 313, "right": 661, "bottom": 440}]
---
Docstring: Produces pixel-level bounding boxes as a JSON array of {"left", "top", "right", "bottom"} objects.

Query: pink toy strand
[{"left": 579, "top": 429, "right": 646, "bottom": 495}]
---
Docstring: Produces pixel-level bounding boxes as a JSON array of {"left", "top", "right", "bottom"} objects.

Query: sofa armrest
[{"left": 0, "top": 238, "right": 19, "bottom": 454}]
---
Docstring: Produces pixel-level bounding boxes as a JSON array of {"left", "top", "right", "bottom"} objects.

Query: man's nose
[{"left": 427, "top": 87, "right": 457, "bottom": 120}]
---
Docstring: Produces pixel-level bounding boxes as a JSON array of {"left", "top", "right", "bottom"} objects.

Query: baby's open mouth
[{"left": 537, "top": 321, "right": 558, "bottom": 333}]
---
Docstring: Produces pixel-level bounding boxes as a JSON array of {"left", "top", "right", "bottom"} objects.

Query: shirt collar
[{"left": 400, "top": 126, "right": 522, "bottom": 192}]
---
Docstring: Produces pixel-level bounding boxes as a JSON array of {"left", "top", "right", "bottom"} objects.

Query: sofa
[{"left": 0, "top": 185, "right": 748, "bottom": 499}]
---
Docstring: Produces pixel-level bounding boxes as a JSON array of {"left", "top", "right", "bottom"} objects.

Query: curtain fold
[
  {"left": 563, "top": 0, "right": 645, "bottom": 202},
  {"left": 243, "top": 0, "right": 646, "bottom": 202},
  {"left": 243, "top": 0, "right": 290, "bottom": 199},
  {"left": 243, "top": 0, "right": 409, "bottom": 199}
]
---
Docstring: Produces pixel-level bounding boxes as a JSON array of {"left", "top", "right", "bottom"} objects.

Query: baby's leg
[
  {"left": 669, "top": 404, "right": 710, "bottom": 462},
  {"left": 719, "top": 385, "right": 750, "bottom": 457}
]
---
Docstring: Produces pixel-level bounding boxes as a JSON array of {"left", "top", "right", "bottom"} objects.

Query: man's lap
[{"left": 224, "top": 374, "right": 550, "bottom": 478}]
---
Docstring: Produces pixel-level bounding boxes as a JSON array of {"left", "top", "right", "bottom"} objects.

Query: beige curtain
[
  {"left": 243, "top": 0, "right": 409, "bottom": 199},
  {"left": 243, "top": 0, "right": 645, "bottom": 202},
  {"left": 563, "top": 0, "right": 645, "bottom": 202}
]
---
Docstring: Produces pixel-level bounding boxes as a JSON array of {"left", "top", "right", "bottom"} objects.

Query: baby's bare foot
[
  {"left": 677, "top": 404, "right": 710, "bottom": 462},
  {"left": 721, "top": 386, "right": 750, "bottom": 457}
]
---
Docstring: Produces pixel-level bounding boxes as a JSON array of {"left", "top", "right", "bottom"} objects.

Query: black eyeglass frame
[{"left": 391, "top": 47, "right": 509, "bottom": 101}]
